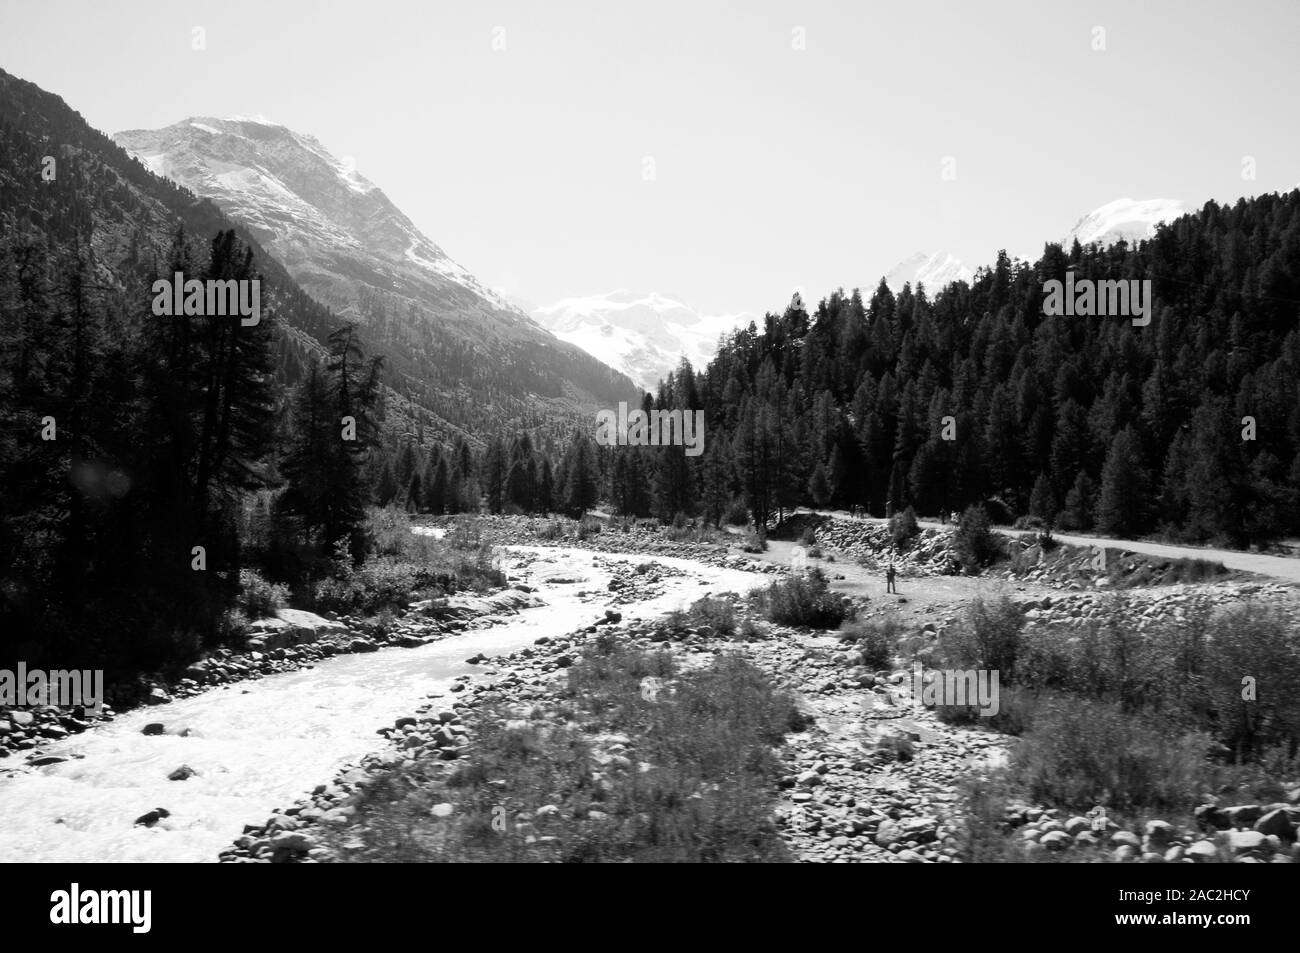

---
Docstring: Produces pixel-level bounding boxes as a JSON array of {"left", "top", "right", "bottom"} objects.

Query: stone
[
  {"left": 168, "top": 765, "right": 196, "bottom": 781},
  {"left": 1063, "top": 816, "right": 1091, "bottom": 837},
  {"left": 1186, "top": 840, "right": 1219, "bottom": 863},
  {"left": 134, "top": 808, "right": 170, "bottom": 828},
  {"left": 1040, "top": 830, "right": 1072, "bottom": 851},
  {"left": 270, "top": 831, "right": 316, "bottom": 857},
  {"left": 1227, "top": 830, "right": 1269, "bottom": 856},
  {"left": 1194, "top": 803, "right": 1230, "bottom": 830},
  {"left": 1223, "top": 804, "right": 1263, "bottom": 827},
  {"left": 1143, "top": 820, "right": 1177, "bottom": 849},
  {"left": 874, "top": 819, "right": 902, "bottom": 848},
  {"left": 870, "top": 726, "right": 915, "bottom": 761},
  {"left": 430, "top": 803, "right": 455, "bottom": 818},
  {"left": 1253, "top": 809, "right": 1296, "bottom": 841},
  {"left": 1109, "top": 830, "right": 1140, "bottom": 849}
]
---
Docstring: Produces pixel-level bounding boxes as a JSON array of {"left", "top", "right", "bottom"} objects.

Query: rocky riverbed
[{"left": 218, "top": 520, "right": 1300, "bottom": 864}]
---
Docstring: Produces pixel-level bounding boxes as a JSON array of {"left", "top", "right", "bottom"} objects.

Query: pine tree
[
  {"left": 375, "top": 458, "right": 398, "bottom": 507},
  {"left": 561, "top": 437, "right": 598, "bottom": 517},
  {"left": 428, "top": 456, "right": 449, "bottom": 515},
  {"left": 1028, "top": 472, "right": 1056, "bottom": 521},
  {"left": 1096, "top": 427, "right": 1149, "bottom": 536},
  {"left": 1059, "top": 470, "right": 1095, "bottom": 531},
  {"left": 808, "top": 462, "right": 831, "bottom": 507},
  {"left": 483, "top": 438, "right": 508, "bottom": 514}
]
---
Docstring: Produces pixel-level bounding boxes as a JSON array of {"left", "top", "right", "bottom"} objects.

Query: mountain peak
[
  {"left": 532, "top": 291, "right": 753, "bottom": 392},
  {"left": 1063, "top": 197, "right": 1184, "bottom": 249},
  {"left": 113, "top": 117, "right": 528, "bottom": 314},
  {"left": 882, "top": 251, "right": 971, "bottom": 294},
  {"left": 111, "top": 115, "right": 637, "bottom": 412}
]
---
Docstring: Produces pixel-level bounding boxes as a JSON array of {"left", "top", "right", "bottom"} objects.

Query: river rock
[
  {"left": 1254, "top": 809, "right": 1296, "bottom": 840},
  {"left": 134, "top": 808, "right": 170, "bottom": 828}
]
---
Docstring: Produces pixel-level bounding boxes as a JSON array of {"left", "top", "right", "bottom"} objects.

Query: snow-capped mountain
[
  {"left": 1063, "top": 197, "right": 1185, "bottom": 249},
  {"left": 531, "top": 291, "right": 753, "bottom": 393},
  {"left": 882, "top": 251, "right": 972, "bottom": 294},
  {"left": 115, "top": 117, "right": 525, "bottom": 325},
  {"left": 113, "top": 117, "right": 636, "bottom": 413}
]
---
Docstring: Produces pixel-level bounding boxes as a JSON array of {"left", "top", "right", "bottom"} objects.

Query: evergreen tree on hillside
[
  {"left": 561, "top": 436, "right": 598, "bottom": 517},
  {"left": 280, "top": 324, "right": 382, "bottom": 560},
  {"left": 1059, "top": 470, "right": 1096, "bottom": 531},
  {"left": 1097, "top": 426, "right": 1150, "bottom": 536},
  {"left": 1029, "top": 472, "right": 1056, "bottom": 521}
]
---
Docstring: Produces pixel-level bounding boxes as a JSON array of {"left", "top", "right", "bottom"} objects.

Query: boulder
[
  {"left": 1040, "top": 830, "right": 1072, "bottom": 851},
  {"left": 1254, "top": 809, "right": 1297, "bottom": 841},
  {"left": 134, "top": 808, "right": 170, "bottom": 828}
]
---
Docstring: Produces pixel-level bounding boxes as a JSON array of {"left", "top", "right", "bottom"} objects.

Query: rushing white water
[{"left": 0, "top": 547, "right": 764, "bottom": 863}]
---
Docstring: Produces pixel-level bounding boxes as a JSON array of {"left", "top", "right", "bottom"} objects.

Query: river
[{"left": 0, "top": 546, "right": 765, "bottom": 863}]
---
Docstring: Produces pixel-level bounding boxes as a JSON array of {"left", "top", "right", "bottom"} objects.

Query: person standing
[{"left": 885, "top": 561, "right": 897, "bottom": 594}]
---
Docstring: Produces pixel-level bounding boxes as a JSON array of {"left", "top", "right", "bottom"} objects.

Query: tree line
[{"left": 587, "top": 191, "right": 1300, "bottom": 546}]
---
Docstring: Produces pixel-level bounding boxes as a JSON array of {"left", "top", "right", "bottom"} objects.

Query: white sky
[{"left": 3, "top": 0, "right": 1298, "bottom": 316}]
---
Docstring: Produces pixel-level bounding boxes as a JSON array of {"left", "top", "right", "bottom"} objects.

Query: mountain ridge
[{"left": 113, "top": 115, "right": 639, "bottom": 427}]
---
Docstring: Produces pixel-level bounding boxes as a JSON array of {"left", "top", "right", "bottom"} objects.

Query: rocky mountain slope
[{"left": 114, "top": 116, "right": 638, "bottom": 429}]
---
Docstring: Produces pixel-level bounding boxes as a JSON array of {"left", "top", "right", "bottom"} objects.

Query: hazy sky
[{"left": 3, "top": 0, "right": 1298, "bottom": 316}]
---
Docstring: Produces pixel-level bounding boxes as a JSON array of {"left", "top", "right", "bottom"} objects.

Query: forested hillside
[
  {"left": 0, "top": 69, "right": 584, "bottom": 673},
  {"left": 591, "top": 191, "right": 1300, "bottom": 546}
]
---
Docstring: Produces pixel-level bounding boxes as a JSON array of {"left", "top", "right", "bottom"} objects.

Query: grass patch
[{"left": 326, "top": 642, "right": 801, "bottom": 862}]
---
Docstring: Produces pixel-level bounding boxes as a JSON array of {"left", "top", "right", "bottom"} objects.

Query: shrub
[
  {"left": 953, "top": 504, "right": 1002, "bottom": 573},
  {"left": 237, "top": 568, "right": 288, "bottom": 619},
  {"left": 797, "top": 527, "right": 817, "bottom": 547},
  {"left": 757, "top": 567, "right": 852, "bottom": 629},
  {"left": 537, "top": 518, "right": 566, "bottom": 541},
  {"left": 839, "top": 615, "right": 900, "bottom": 670},
  {"left": 686, "top": 595, "right": 737, "bottom": 636},
  {"left": 933, "top": 594, "right": 1025, "bottom": 680},
  {"left": 446, "top": 518, "right": 484, "bottom": 551},
  {"left": 1013, "top": 695, "right": 1214, "bottom": 813},
  {"left": 888, "top": 506, "right": 920, "bottom": 548},
  {"left": 724, "top": 499, "right": 751, "bottom": 526}
]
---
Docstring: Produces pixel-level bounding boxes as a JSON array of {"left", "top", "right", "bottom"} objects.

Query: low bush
[
  {"left": 328, "top": 645, "right": 799, "bottom": 862},
  {"left": 236, "top": 568, "right": 288, "bottom": 619},
  {"left": 953, "top": 504, "right": 1003, "bottom": 573},
  {"left": 839, "top": 615, "right": 901, "bottom": 670},
  {"left": 888, "top": 506, "right": 920, "bottom": 548},
  {"left": 724, "top": 499, "right": 751, "bottom": 526},
  {"left": 756, "top": 567, "right": 853, "bottom": 629}
]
